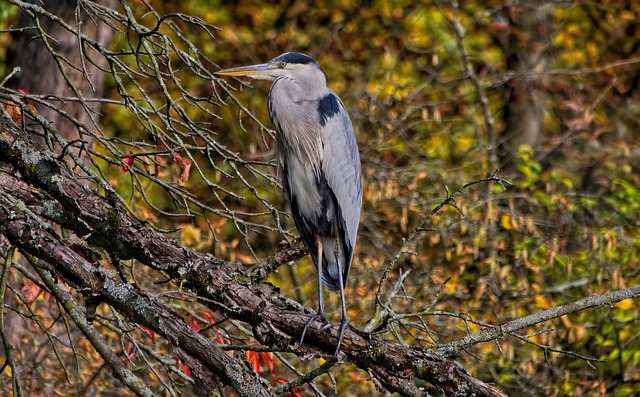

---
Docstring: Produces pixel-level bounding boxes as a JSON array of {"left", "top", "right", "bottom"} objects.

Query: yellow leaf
[
  {"left": 3, "top": 363, "right": 11, "bottom": 376},
  {"left": 181, "top": 224, "right": 201, "bottom": 246},
  {"left": 534, "top": 295, "right": 552, "bottom": 309},
  {"left": 455, "top": 135, "right": 474, "bottom": 151},
  {"left": 500, "top": 214, "right": 514, "bottom": 230},
  {"left": 233, "top": 253, "right": 254, "bottom": 264},
  {"left": 615, "top": 299, "right": 633, "bottom": 310}
]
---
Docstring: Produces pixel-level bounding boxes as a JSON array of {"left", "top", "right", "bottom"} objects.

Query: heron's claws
[
  {"left": 300, "top": 312, "right": 328, "bottom": 345},
  {"left": 300, "top": 313, "right": 350, "bottom": 356}
]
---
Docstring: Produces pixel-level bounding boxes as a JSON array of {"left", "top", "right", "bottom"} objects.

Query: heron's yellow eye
[{"left": 279, "top": 61, "right": 287, "bottom": 68}]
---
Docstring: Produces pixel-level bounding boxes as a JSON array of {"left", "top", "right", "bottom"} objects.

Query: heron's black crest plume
[
  {"left": 274, "top": 52, "right": 329, "bottom": 83},
  {"left": 275, "top": 52, "right": 317, "bottom": 65}
]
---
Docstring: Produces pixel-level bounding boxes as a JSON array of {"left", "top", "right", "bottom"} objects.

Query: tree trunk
[
  {"left": 9, "top": 0, "right": 116, "bottom": 150},
  {"left": 498, "top": 2, "right": 553, "bottom": 167}
]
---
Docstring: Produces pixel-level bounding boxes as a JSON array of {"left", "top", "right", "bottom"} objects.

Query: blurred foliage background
[{"left": 2, "top": 0, "right": 640, "bottom": 396}]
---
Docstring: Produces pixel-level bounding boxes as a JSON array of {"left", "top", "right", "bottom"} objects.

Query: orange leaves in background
[
  {"left": 172, "top": 153, "right": 192, "bottom": 184},
  {"left": 3, "top": 89, "right": 36, "bottom": 126},
  {"left": 245, "top": 350, "right": 275, "bottom": 376},
  {"left": 120, "top": 150, "right": 135, "bottom": 172},
  {"left": 199, "top": 309, "right": 227, "bottom": 347},
  {"left": 21, "top": 278, "right": 43, "bottom": 304},
  {"left": 119, "top": 148, "right": 192, "bottom": 184},
  {"left": 21, "top": 275, "right": 71, "bottom": 304}
]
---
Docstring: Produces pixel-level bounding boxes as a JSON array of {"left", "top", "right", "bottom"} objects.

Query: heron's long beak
[{"left": 215, "top": 63, "right": 275, "bottom": 80}]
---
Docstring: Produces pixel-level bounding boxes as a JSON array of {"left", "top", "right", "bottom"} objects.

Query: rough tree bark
[{"left": 0, "top": 113, "right": 508, "bottom": 396}]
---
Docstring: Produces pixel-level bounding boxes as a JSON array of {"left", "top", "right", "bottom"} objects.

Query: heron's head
[{"left": 216, "top": 52, "right": 328, "bottom": 85}]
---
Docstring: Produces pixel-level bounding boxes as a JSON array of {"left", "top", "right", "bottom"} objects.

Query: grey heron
[{"left": 216, "top": 52, "right": 362, "bottom": 354}]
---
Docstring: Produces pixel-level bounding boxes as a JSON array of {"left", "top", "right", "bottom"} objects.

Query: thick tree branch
[
  {"left": 0, "top": 183, "right": 269, "bottom": 396},
  {"left": 248, "top": 239, "right": 308, "bottom": 282}
]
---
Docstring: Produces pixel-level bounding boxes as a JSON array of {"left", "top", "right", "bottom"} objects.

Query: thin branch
[
  {"left": 510, "top": 332, "right": 604, "bottom": 369},
  {"left": 273, "top": 360, "right": 336, "bottom": 396},
  {"left": 448, "top": 0, "right": 497, "bottom": 168},
  {"left": 438, "top": 284, "right": 640, "bottom": 357},
  {"left": 0, "top": 247, "right": 24, "bottom": 397}
]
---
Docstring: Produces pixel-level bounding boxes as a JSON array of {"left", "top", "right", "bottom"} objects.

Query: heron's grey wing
[{"left": 318, "top": 92, "right": 362, "bottom": 281}]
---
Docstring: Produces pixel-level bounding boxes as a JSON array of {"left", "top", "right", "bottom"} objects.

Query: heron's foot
[
  {"left": 300, "top": 312, "right": 329, "bottom": 345},
  {"left": 333, "top": 316, "right": 349, "bottom": 355},
  {"left": 346, "top": 323, "right": 374, "bottom": 338},
  {"left": 312, "top": 317, "right": 349, "bottom": 355},
  {"left": 300, "top": 314, "right": 351, "bottom": 355}
]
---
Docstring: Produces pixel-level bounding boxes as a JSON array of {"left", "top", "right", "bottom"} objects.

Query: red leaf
[
  {"left": 138, "top": 148, "right": 151, "bottom": 174},
  {"left": 3, "top": 89, "right": 37, "bottom": 125},
  {"left": 172, "top": 153, "right": 192, "bottom": 184},
  {"left": 121, "top": 150, "right": 134, "bottom": 173},
  {"left": 199, "top": 309, "right": 228, "bottom": 346},
  {"left": 59, "top": 277, "right": 72, "bottom": 292},
  {"left": 188, "top": 315, "right": 199, "bottom": 332},
  {"left": 246, "top": 350, "right": 262, "bottom": 374},
  {"left": 43, "top": 275, "right": 72, "bottom": 302},
  {"left": 200, "top": 310, "right": 215, "bottom": 324},
  {"left": 124, "top": 340, "right": 134, "bottom": 368},
  {"left": 141, "top": 326, "right": 156, "bottom": 344},
  {"left": 3, "top": 100, "right": 23, "bottom": 125},
  {"left": 154, "top": 154, "right": 168, "bottom": 169},
  {"left": 176, "top": 358, "right": 191, "bottom": 376},
  {"left": 16, "top": 89, "right": 37, "bottom": 113},
  {"left": 216, "top": 331, "right": 226, "bottom": 346},
  {"left": 261, "top": 351, "right": 275, "bottom": 376},
  {"left": 21, "top": 278, "right": 42, "bottom": 304}
]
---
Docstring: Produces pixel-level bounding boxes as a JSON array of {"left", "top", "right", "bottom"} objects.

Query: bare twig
[
  {"left": 438, "top": 285, "right": 640, "bottom": 356},
  {"left": 0, "top": 248, "right": 24, "bottom": 397},
  {"left": 273, "top": 360, "right": 336, "bottom": 396}
]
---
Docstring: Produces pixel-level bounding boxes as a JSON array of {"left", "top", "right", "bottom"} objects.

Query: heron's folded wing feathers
[{"left": 318, "top": 92, "right": 362, "bottom": 282}]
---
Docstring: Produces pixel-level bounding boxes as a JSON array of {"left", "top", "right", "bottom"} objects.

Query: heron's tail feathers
[{"left": 320, "top": 236, "right": 345, "bottom": 291}]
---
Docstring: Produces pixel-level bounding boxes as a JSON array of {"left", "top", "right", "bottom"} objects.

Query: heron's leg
[
  {"left": 333, "top": 237, "right": 349, "bottom": 355},
  {"left": 316, "top": 238, "right": 349, "bottom": 354},
  {"left": 300, "top": 235, "right": 328, "bottom": 345},
  {"left": 315, "top": 236, "right": 327, "bottom": 319}
]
